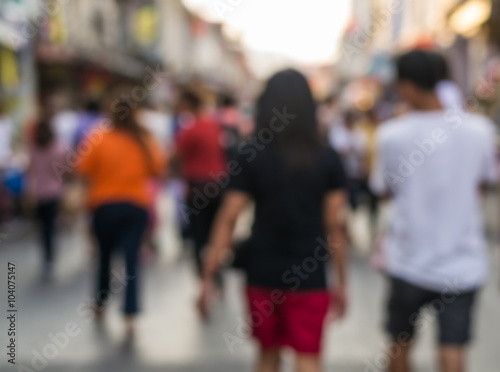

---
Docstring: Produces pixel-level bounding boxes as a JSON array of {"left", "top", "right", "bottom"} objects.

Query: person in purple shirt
[{"left": 73, "top": 99, "right": 104, "bottom": 149}]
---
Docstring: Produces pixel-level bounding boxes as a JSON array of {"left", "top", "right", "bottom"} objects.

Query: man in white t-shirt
[{"left": 370, "top": 50, "right": 497, "bottom": 372}]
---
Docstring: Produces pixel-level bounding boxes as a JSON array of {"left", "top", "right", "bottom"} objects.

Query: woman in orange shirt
[{"left": 78, "top": 94, "right": 165, "bottom": 336}]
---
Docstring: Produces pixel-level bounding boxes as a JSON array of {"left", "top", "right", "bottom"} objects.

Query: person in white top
[
  {"left": 0, "top": 105, "right": 14, "bottom": 223},
  {"left": 329, "top": 110, "right": 366, "bottom": 210},
  {"left": 370, "top": 50, "right": 497, "bottom": 372},
  {"left": 52, "top": 109, "right": 79, "bottom": 148},
  {"left": 0, "top": 105, "right": 13, "bottom": 170}
]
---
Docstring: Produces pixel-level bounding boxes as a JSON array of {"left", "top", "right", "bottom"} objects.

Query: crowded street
[
  {"left": 2, "top": 1, "right": 500, "bottom": 372},
  {"left": 1, "top": 194, "right": 499, "bottom": 372}
]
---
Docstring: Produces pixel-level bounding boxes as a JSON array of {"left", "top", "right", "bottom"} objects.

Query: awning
[{"left": 37, "top": 43, "right": 149, "bottom": 80}]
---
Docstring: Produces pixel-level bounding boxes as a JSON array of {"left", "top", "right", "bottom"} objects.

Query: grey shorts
[{"left": 387, "top": 276, "right": 478, "bottom": 345}]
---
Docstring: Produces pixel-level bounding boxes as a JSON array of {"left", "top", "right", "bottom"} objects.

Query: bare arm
[
  {"left": 324, "top": 190, "right": 349, "bottom": 318},
  {"left": 202, "top": 191, "right": 251, "bottom": 279},
  {"left": 324, "top": 190, "right": 348, "bottom": 287},
  {"left": 197, "top": 191, "right": 251, "bottom": 319}
]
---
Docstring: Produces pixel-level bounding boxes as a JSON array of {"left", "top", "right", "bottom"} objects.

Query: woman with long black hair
[
  {"left": 78, "top": 89, "right": 166, "bottom": 336},
  {"left": 199, "top": 69, "right": 348, "bottom": 372}
]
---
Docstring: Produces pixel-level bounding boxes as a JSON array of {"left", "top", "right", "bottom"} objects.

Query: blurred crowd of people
[{"left": 0, "top": 48, "right": 499, "bottom": 372}]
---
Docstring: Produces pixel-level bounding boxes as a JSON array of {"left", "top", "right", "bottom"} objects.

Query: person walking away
[
  {"left": 137, "top": 101, "right": 172, "bottom": 258},
  {"left": 217, "top": 93, "right": 242, "bottom": 163},
  {"left": 169, "top": 104, "right": 192, "bottom": 250},
  {"left": 370, "top": 50, "right": 498, "bottom": 372},
  {"left": 27, "top": 116, "right": 67, "bottom": 280},
  {"left": 0, "top": 101, "right": 13, "bottom": 170},
  {"left": 175, "top": 91, "right": 226, "bottom": 283},
  {"left": 50, "top": 94, "right": 79, "bottom": 148},
  {"left": 73, "top": 99, "right": 104, "bottom": 149},
  {"left": 0, "top": 102, "right": 13, "bottom": 223},
  {"left": 78, "top": 91, "right": 166, "bottom": 337},
  {"left": 329, "top": 110, "right": 366, "bottom": 211},
  {"left": 199, "top": 69, "right": 348, "bottom": 372},
  {"left": 357, "top": 109, "right": 380, "bottom": 233},
  {"left": 317, "top": 94, "right": 341, "bottom": 137}
]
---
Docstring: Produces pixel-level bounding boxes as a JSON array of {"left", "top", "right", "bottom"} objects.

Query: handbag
[{"left": 231, "top": 238, "right": 253, "bottom": 271}]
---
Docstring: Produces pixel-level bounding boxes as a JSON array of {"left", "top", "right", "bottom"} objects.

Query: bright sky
[{"left": 182, "top": 0, "right": 352, "bottom": 65}]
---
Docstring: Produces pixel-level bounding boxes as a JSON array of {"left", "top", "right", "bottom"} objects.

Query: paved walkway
[{"left": 0, "top": 194, "right": 499, "bottom": 372}]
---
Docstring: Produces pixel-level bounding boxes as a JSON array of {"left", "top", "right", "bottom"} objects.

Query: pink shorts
[{"left": 246, "top": 287, "right": 330, "bottom": 354}]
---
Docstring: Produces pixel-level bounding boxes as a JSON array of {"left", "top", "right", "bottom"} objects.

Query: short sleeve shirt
[
  {"left": 370, "top": 111, "right": 497, "bottom": 292},
  {"left": 229, "top": 145, "right": 346, "bottom": 290}
]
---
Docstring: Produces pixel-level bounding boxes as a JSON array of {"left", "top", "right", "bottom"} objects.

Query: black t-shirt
[{"left": 229, "top": 145, "right": 347, "bottom": 290}]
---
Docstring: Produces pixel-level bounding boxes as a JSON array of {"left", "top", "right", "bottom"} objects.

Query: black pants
[
  {"left": 187, "top": 182, "right": 222, "bottom": 277},
  {"left": 347, "top": 178, "right": 363, "bottom": 210},
  {"left": 222, "top": 127, "right": 240, "bottom": 163},
  {"left": 92, "top": 203, "right": 148, "bottom": 315},
  {"left": 36, "top": 199, "right": 59, "bottom": 264},
  {"left": 361, "top": 178, "right": 379, "bottom": 227}
]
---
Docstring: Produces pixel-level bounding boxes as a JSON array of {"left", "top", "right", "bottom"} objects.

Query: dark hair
[
  {"left": 323, "top": 94, "right": 338, "bottom": 105},
  {"left": 255, "top": 68, "right": 321, "bottom": 169},
  {"left": 85, "top": 99, "right": 100, "bottom": 113},
  {"left": 111, "top": 95, "right": 155, "bottom": 175},
  {"left": 343, "top": 110, "right": 357, "bottom": 125},
  {"left": 219, "top": 93, "right": 236, "bottom": 108},
  {"left": 179, "top": 90, "right": 202, "bottom": 112},
  {"left": 433, "top": 53, "right": 450, "bottom": 81},
  {"left": 35, "top": 120, "right": 55, "bottom": 148},
  {"left": 396, "top": 50, "right": 443, "bottom": 91}
]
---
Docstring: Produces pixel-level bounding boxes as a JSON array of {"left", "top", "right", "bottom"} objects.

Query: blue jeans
[{"left": 92, "top": 203, "right": 148, "bottom": 315}]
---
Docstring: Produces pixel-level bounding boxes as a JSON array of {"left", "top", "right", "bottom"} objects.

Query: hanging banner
[{"left": 0, "top": 48, "right": 19, "bottom": 88}]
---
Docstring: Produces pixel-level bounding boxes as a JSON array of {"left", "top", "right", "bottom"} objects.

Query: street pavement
[{"left": 0, "top": 193, "right": 499, "bottom": 372}]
